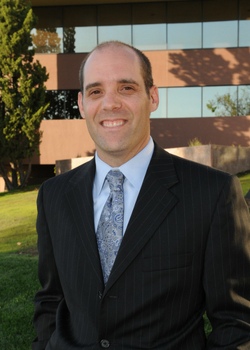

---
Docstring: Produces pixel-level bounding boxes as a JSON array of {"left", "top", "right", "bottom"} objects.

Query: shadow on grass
[
  {"left": 0, "top": 252, "right": 40, "bottom": 350},
  {"left": 237, "top": 170, "right": 250, "bottom": 178},
  {"left": 15, "top": 246, "right": 38, "bottom": 257},
  {"left": 0, "top": 224, "right": 38, "bottom": 255},
  {"left": 0, "top": 185, "right": 40, "bottom": 198}
]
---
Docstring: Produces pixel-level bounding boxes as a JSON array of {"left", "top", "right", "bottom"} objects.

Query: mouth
[{"left": 101, "top": 119, "right": 127, "bottom": 128}]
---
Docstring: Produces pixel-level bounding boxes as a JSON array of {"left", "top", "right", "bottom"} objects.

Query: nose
[{"left": 102, "top": 91, "right": 122, "bottom": 111}]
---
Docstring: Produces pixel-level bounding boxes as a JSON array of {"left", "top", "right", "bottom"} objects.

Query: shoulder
[
  {"left": 153, "top": 142, "right": 233, "bottom": 189},
  {"left": 171, "top": 150, "right": 230, "bottom": 177}
]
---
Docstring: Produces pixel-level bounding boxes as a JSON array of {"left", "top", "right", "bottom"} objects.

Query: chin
[{"left": 101, "top": 140, "right": 125, "bottom": 151}]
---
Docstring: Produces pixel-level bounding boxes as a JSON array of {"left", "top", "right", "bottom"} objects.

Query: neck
[{"left": 96, "top": 138, "right": 150, "bottom": 168}]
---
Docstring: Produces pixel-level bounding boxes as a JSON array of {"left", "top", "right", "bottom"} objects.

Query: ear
[
  {"left": 78, "top": 91, "right": 85, "bottom": 119},
  {"left": 149, "top": 85, "right": 159, "bottom": 113}
]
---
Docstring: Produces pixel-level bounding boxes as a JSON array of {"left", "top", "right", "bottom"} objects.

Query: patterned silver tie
[{"left": 96, "top": 170, "right": 125, "bottom": 285}]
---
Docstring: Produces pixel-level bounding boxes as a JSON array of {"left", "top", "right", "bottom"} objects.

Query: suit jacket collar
[
  {"left": 65, "top": 158, "right": 104, "bottom": 283},
  {"left": 105, "top": 143, "right": 179, "bottom": 292},
  {"left": 64, "top": 143, "right": 179, "bottom": 291}
]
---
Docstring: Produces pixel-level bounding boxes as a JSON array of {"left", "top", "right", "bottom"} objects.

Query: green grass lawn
[
  {"left": 0, "top": 187, "right": 39, "bottom": 254},
  {"left": 0, "top": 186, "right": 40, "bottom": 350},
  {"left": 237, "top": 171, "right": 250, "bottom": 196},
  {"left": 0, "top": 173, "right": 249, "bottom": 349}
]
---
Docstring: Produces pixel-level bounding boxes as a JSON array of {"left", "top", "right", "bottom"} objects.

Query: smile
[{"left": 101, "top": 120, "right": 126, "bottom": 127}]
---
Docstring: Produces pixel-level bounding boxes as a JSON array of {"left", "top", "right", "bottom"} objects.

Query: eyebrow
[
  {"left": 117, "top": 79, "right": 139, "bottom": 86},
  {"left": 84, "top": 79, "right": 139, "bottom": 93},
  {"left": 85, "top": 82, "right": 101, "bottom": 92}
]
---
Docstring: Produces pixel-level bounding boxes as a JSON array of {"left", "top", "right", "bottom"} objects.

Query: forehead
[{"left": 83, "top": 46, "right": 142, "bottom": 86}]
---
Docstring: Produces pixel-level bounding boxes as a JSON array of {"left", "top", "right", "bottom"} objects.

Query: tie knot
[{"left": 106, "top": 170, "right": 124, "bottom": 192}]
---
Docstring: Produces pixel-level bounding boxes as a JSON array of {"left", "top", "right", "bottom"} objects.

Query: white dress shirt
[{"left": 93, "top": 137, "right": 154, "bottom": 234}]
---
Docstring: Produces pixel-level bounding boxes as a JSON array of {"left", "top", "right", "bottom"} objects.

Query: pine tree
[{"left": 0, "top": 0, "right": 49, "bottom": 190}]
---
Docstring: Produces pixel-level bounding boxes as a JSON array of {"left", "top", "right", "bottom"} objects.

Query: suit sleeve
[
  {"left": 32, "top": 184, "right": 64, "bottom": 350},
  {"left": 203, "top": 175, "right": 250, "bottom": 349}
]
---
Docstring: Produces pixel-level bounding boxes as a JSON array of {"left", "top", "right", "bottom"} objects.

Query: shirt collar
[{"left": 94, "top": 137, "right": 154, "bottom": 196}]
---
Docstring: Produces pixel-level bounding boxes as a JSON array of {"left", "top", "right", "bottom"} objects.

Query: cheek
[
  {"left": 134, "top": 105, "right": 150, "bottom": 125},
  {"left": 85, "top": 102, "right": 101, "bottom": 119},
  {"left": 85, "top": 111, "right": 101, "bottom": 136},
  {"left": 85, "top": 115, "right": 96, "bottom": 131},
  {"left": 82, "top": 105, "right": 94, "bottom": 123}
]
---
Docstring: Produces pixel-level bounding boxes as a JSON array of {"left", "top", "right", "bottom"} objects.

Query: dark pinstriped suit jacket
[{"left": 32, "top": 143, "right": 250, "bottom": 350}]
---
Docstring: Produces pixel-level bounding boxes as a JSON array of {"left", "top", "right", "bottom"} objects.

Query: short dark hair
[{"left": 79, "top": 41, "right": 154, "bottom": 97}]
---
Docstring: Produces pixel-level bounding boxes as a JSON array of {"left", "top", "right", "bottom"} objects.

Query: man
[{"left": 32, "top": 41, "right": 250, "bottom": 350}]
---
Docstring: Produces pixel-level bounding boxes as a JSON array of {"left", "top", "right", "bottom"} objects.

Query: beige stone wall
[
  {"left": 23, "top": 116, "right": 250, "bottom": 166},
  {"left": 56, "top": 156, "right": 93, "bottom": 175},
  {"left": 211, "top": 145, "right": 250, "bottom": 174},
  {"left": 29, "top": 119, "right": 96, "bottom": 165},
  {"left": 36, "top": 48, "right": 250, "bottom": 90},
  {"left": 166, "top": 145, "right": 250, "bottom": 175},
  {"left": 30, "top": 47, "right": 250, "bottom": 165},
  {"left": 56, "top": 145, "right": 250, "bottom": 176},
  {"left": 166, "top": 145, "right": 213, "bottom": 168}
]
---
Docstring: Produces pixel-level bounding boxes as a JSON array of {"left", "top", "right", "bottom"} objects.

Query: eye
[
  {"left": 88, "top": 89, "right": 102, "bottom": 98},
  {"left": 121, "top": 85, "right": 135, "bottom": 93},
  {"left": 91, "top": 90, "right": 100, "bottom": 95}
]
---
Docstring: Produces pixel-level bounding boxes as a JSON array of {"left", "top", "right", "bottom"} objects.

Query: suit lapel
[
  {"left": 63, "top": 144, "right": 179, "bottom": 290},
  {"left": 105, "top": 144, "right": 179, "bottom": 292},
  {"left": 65, "top": 158, "right": 103, "bottom": 283}
]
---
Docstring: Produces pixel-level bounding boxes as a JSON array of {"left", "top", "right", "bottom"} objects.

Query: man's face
[{"left": 78, "top": 45, "right": 159, "bottom": 166}]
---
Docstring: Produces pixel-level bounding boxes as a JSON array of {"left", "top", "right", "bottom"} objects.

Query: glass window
[
  {"left": 98, "top": 26, "right": 131, "bottom": 45},
  {"left": 98, "top": 4, "right": 131, "bottom": 26},
  {"left": 239, "top": 20, "right": 250, "bottom": 46},
  {"left": 203, "top": 21, "right": 238, "bottom": 48},
  {"left": 167, "top": 1, "right": 202, "bottom": 50},
  {"left": 64, "top": 90, "right": 81, "bottom": 119},
  {"left": 151, "top": 88, "right": 167, "bottom": 119},
  {"left": 240, "top": 0, "right": 250, "bottom": 20},
  {"left": 32, "top": 6, "right": 63, "bottom": 53},
  {"left": 63, "top": 6, "right": 97, "bottom": 53},
  {"left": 64, "top": 5, "right": 97, "bottom": 27},
  {"left": 31, "top": 27, "right": 63, "bottom": 54},
  {"left": 33, "top": 6, "right": 63, "bottom": 27},
  {"left": 168, "top": 1, "right": 202, "bottom": 23},
  {"left": 44, "top": 90, "right": 81, "bottom": 119},
  {"left": 240, "top": 0, "right": 250, "bottom": 19},
  {"left": 132, "top": 2, "right": 166, "bottom": 51},
  {"left": 97, "top": 4, "right": 132, "bottom": 48},
  {"left": 133, "top": 24, "right": 167, "bottom": 51},
  {"left": 238, "top": 85, "right": 250, "bottom": 115},
  {"left": 168, "top": 22, "right": 202, "bottom": 50},
  {"left": 63, "top": 27, "right": 76, "bottom": 53},
  {"left": 44, "top": 90, "right": 64, "bottom": 119},
  {"left": 203, "top": 85, "right": 238, "bottom": 117},
  {"left": 239, "top": 0, "right": 250, "bottom": 47},
  {"left": 69, "top": 26, "right": 97, "bottom": 52},
  {"left": 167, "top": 87, "right": 201, "bottom": 118},
  {"left": 132, "top": 3, "right": 166, "bottom": 25},
  {"left": 203, "top": 0, "right": 238, "bottom": 22}
]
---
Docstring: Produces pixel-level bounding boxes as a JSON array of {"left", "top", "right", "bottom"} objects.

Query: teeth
[{"left": 102, "top": 120, "right": 125, "bottom": 127}]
